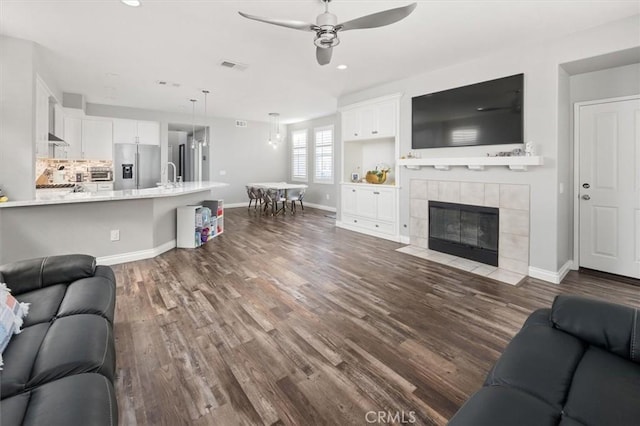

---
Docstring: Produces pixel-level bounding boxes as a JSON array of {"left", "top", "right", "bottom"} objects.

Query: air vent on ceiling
[
  {"left": 235, "top": 120, "right": 248, "bottom": 128},
  {"left": 221, "top": 61, "right": 248, "bottom": 71}
]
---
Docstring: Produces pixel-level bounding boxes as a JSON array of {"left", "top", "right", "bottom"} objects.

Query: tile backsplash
[{"left": 36, "top": 159, "right": 113, "bottom": 183}]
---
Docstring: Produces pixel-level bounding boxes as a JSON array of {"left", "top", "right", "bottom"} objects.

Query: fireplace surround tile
[
  {"left": 484, "top": 184, "right": 500, "bottom": 207},
  {"left": 410, "top": 199, "right": 429, "bottom": 219},
  {"left": 411, "top": 179, "right": 428, "bottom": 200},
  {"left": 409, "top": 179, "right": 531, "bottom": 279},
  {"left": 500, "top": 208, "right": 530, "bottom": 236},
  {"left": 499, "top": 184, "right": 530, "bottom": 210},
  {"left": 438, "top": 181, "right": 461, "bottom": 203},
  {"left": 460, "top": 182, "right": 485, "bottom": 206},
  {"left": 498, "top": 256, "right": 529, "bottom": 275},
  {"left": 499, "top": 233, "right": 530, "bottom": 263}
]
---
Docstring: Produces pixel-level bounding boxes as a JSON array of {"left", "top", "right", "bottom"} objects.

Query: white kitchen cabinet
[
  {"left": 136, "top": 121, "right": 160, "bottom": 145},
  {"left": 35, "top": 78, "right": 50, "bottom": 158},
  {"left": 64, "top": 117, "right": 82, "bottom": 159},
  {"left": 113, "top": 119, "right": 160, "bottom": 145},
  {"left": 341, "top": 99, "right": 397, "bottom": 142},
  {"left": 82, "top": 119, "right": 113, "bottom": 160},
  {"left": 96, "top": 183, "right": 114, "bottom": 191},
  {"left": 53, "top": 104, "right": 64, "bottom": 138}
]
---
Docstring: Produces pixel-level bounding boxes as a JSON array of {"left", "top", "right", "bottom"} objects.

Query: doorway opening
[{"left": 168, "top": 123, "right": 210, "bottom": 182}]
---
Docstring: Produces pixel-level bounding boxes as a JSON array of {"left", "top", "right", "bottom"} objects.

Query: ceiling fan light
[
  {"left": 314, "top": 30, "right": 340, "bottom": 48},
  {"left": 336, "top": 64, "right": 348, "bottom": 70},
  {"left": 121, "top": 0, "right": 141, "bottom": 7}
]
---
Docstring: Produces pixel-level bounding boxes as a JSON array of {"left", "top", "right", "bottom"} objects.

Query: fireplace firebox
[{"left": 429, "top": 201, "right": 499, "bottom": 266}]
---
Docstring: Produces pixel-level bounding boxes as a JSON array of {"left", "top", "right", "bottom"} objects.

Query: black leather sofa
[
  {"left": 0, "top": 255, "right": 117, "bottom": 426},
  {"left": 449, "top": 295, "right": 640, "bottom": 426}
]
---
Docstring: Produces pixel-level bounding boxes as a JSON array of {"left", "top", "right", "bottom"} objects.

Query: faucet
[{"left": 167, "top": 162, "right": 177, "bottom": 186}]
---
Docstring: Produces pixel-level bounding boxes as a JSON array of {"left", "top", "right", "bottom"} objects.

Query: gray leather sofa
[
  {"left": 449, "top": 295, "right": 640, "bottom": 426},
  {"left": 0, "top": 255, "right": 117, "bottom": 426}
]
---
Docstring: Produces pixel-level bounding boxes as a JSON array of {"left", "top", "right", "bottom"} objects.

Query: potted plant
[{"left": 365, "top": 166, "right": 390, "bottom": 184}]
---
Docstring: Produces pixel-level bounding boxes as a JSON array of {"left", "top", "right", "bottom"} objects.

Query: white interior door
[{"left": 578, "top": 97, "right": 640, "bottom": 278}]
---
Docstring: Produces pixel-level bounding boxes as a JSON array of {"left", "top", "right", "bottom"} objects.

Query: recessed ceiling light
[
  {"left": 121, "top": 0, "right": 141, "bottom": 7},
  {"left": 336, "top": 64, "right": 348, "bottom": 70}
]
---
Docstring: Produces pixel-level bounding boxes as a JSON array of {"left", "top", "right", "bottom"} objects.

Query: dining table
[{"left": 248, "top": 182, "right": 308, "bottom": 215}]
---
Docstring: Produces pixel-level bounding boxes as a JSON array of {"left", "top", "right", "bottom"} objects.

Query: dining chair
[
  {"left": 287, "top": 189, "right": 305, "bottom": 213},
  {"left": 246, "top": 185, "right": 260, "bottom": 210},
  {"left": 264, "top": 188, "right": 286, "bottom": 216}
]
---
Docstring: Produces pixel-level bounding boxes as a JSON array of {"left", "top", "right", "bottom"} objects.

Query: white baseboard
[
  {"left": 336, "top": 221, "right": 402, "bottom": 243},
  {"left": 96, "top": 239, "right": 176, "bottom": 266},
  {"left": 224, "top": 202, "right": 248, "bottom": 209},
  {"left": 528, "top": 260, "right": 573, "bottom": 284},
  {"left": 399, "top": 235, "right": 410, "bottom": 244},
  {"left": 304, "top": 202, "right": 336, "bottom": 212},
  {"left": 225, "top": 202, "right": 336, "bottom": 212}
]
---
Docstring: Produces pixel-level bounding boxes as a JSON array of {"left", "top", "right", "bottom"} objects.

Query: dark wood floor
[{"left": 112, "top": 207, "right": 640, "bottom": 425}]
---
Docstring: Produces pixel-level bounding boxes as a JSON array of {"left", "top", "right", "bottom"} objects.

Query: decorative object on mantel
[
  {"left": 398, "top": 156, "right": 544, "bottom": 171},
  {"left": 400, "top": 151, "right": 421, "bottom": 160},
  {"left": 525, "top": 141, "right": 536, "bottom": 156},
  {"left": 366, "top": 166, "right": 390, "bottom": 184}
]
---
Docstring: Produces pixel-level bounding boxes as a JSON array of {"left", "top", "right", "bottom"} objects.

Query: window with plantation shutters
[
  {"left": 291, "top": 130, "right": 307, "bottom": 182},
  {"left": 314, "top": 126, "right": 334, "bottom": 184}
]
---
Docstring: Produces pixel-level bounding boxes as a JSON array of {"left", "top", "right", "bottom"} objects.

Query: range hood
[{"left": 48, "top": 133, "right": 69, "bottom": 147}]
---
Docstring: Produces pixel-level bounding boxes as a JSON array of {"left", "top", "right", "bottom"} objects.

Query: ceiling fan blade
[
  {"left": 238, "top": 11, "right": 315, "bottom": 31},
  {"left": 316, "top": 46, "right": 333, "bottom": 66},
  {"left": 338, "top": 2, "right": 417, "bottom": 32}
]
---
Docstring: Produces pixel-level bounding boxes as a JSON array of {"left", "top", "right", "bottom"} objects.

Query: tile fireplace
[{"left": 429, "top": 201, "right": 499, "bottom": 266}]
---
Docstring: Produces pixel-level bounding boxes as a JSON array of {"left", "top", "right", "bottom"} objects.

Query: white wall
[
  {"left": 0, "top": 36, "right": 35, "bottom": 202},
  {"left": 86, "top": 103, "right": 288, "bottom": 204},
  {"left": 287, "top": 114, "right": 338, "bottom": 208},
  {"left": 336, "top": 15, "right": 640, "bottom": 275}
]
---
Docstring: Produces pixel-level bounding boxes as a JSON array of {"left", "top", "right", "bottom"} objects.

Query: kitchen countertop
[{"left": 0, "top": 181, "right": 229, "bottom": 208}]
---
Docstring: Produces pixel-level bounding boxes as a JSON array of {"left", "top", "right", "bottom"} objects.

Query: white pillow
[{"left": 0, "top": 283, "right": 30, "bottom": 369}]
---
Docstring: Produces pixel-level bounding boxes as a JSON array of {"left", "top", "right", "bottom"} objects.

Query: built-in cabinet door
[
  {"left": 136, "top": 121, "right": 160, "bottom": 145},
  {"left": 342, "top": 110, "right": 360, "bottom": 140},
  {"left": 82, "top": 119, "right": 113, "bottom": 160},
  {"left": 341, "top": 186, "right": 358, "bottom": 214},
  {"left": 356, "top": 189, "right": 377, "bottom": 219},
  {"left": 376, "top": 188, "right": 396, "bottom": 222},
  {"left": 63, "top": 117, "right": 82, "bottom": 159},
  {"left": 359, "top": 107, "right": 376, "bottom": 138},
  {"left": 112, "top": 118, "right": 138, "bottom": 144},
  {"left": 376, "top": 101, "right": 396, "bottom": 138}
]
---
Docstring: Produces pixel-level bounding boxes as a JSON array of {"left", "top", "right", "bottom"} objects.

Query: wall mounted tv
[{"left": 412, "top": 74, "right": 523, "bottom": 149}]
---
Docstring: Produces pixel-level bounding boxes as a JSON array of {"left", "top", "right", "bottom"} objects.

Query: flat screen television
[{"left": 412, "top": 74, "right": 523, "bottom": 149}]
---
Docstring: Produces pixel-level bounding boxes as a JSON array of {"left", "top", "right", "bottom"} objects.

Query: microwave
[{"left": 89, "top": 167, "right": 113, "bottom": 182}]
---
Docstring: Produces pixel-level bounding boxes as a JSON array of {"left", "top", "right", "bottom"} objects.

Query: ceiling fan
[{"left": 238, "top": 0, "right": 417, "bottom": 66}]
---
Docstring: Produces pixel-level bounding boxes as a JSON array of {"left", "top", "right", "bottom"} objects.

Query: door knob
[{"left": 581, "top": 194, "right": 591, "bottom": 200}]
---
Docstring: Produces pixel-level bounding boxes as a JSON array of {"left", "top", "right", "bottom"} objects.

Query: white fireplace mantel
[{"left": 398, "top": 156, "right": 544, "bottom": 171}]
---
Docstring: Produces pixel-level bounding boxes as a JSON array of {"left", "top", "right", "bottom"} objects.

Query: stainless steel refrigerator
[{"left": 114, "top": 144, "right": 161, "bottom": 190}]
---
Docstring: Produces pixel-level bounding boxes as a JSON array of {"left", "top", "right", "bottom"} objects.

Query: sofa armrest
[
  {"left": 0, "top": 255, "right": 96, "bottom": 295},
  {"left": 551, "top": 295, "right": 639, "bottom": 364},
  {"left": 522, "top": 308, "right": 551, "bottom": 329}
]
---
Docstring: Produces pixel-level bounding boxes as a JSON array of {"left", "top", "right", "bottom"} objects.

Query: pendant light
[
  {"left": 190, "top": 99, "right": 197, "bottom": 149},
  {"left": 202, "top": 90, "right": 209, "bottom": 147}
]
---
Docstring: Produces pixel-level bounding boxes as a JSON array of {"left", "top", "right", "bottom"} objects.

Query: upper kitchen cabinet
[
  {"left": 341, "top": 98, "right": 397, "bottom": 142},
  {"left": 63, "top": 117, "right": 82, "bottom": 159},
  {"left": 35, "top": 77, "right": 50, "bottom": 158},
  {"left": 113, "top": 119, "right": 160, "bottom": 145},
  {"left": 81, "top": 119, "right": 113, "bottom": 160}
]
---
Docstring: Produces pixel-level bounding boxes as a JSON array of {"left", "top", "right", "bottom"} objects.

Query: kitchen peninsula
[{"left": 0, "top": 181, "right": 228, "bottom": 265}]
